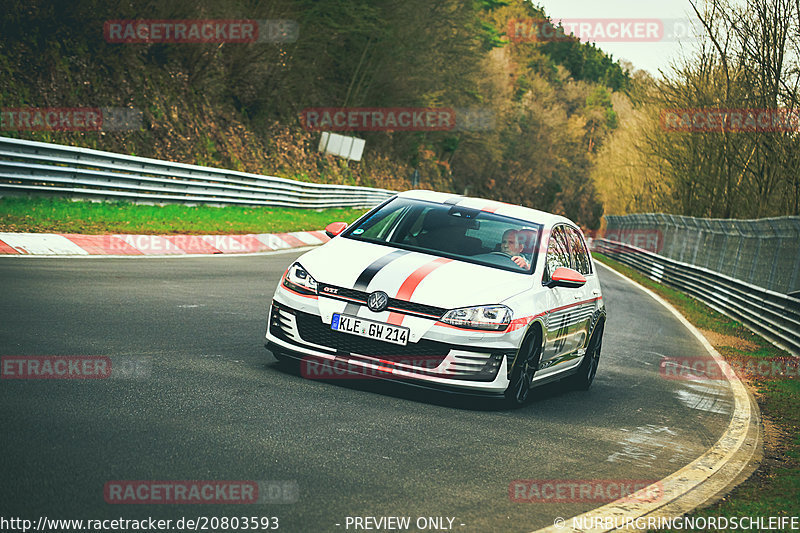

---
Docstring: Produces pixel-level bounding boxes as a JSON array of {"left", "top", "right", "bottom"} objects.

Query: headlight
[
  {"left": 283, "top": 262, "right": 318, "bottom": 295},
  {"left": 441, "top": 305, "right": 512, "bottom": 331}
]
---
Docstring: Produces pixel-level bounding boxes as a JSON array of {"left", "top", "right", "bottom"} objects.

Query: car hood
[{"left": 297, "top": 237, "right": 533, "bottom": 309}]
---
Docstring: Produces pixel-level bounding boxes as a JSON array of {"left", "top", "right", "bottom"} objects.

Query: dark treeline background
[
  {"left": 2, "top": 0, "right": 794, "bottom": 225},
  {"left": 0, "top": 0, "right": 628, "bottom": 228}
]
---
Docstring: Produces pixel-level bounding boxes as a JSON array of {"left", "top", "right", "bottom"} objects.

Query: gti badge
[{"left": 367, "top": 291, "right": 389, "bottom": 312}]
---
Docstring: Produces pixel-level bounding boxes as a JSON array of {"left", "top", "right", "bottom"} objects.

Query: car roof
[{"left": 395, "top": 189, "right": 577, "bottom": 229}]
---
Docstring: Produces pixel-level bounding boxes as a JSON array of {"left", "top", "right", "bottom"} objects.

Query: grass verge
[
  {"left": 0, "top": 197, "right": 369, "bottom": 235},
  {"left": 592, "top": 253, "right": 799, "bottom": 530}
]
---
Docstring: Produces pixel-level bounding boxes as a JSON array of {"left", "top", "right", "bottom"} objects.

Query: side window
[
  {"left": 567, "top": 227, "right": 592, "bottom": 275},
  {"left": 545, "top": 226, "right": 571, "bottom": 281}
]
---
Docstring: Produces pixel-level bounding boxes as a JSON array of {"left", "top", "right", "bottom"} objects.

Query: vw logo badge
[{"left": 367, "top": 291, "right": 389, "bottom": 312}]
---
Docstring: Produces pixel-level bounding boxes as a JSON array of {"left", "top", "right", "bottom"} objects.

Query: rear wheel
[
  {"left": 565, "top": 323, "right": 603, "bottom": 391},
  {"left": 504, "top": 330, "right": 542, "bottom": 407}
]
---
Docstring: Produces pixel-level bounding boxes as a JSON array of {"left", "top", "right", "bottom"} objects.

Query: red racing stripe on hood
[{"left": 387, "top": 257, "right": 453, "bottom": 325}]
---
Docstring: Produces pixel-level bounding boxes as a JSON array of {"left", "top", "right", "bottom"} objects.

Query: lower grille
[{"left": 295, "top": 310, "right": 448, "bottom": 359}]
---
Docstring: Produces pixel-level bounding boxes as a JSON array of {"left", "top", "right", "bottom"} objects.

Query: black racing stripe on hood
[{"left": 343, "top": 249, "right": 410, "bottom": 315}]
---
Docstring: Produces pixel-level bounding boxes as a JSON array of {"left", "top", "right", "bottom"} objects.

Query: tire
[
  {"left": 504, "top": 330, "right": 542, "bottom": 407},
  {"left": 565, "top": 323, "right": 603, "bottom": 391}
]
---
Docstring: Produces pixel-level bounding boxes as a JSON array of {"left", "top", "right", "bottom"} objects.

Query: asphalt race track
[{"left": 0, "top": 253, "right": 735, "bottom": 532}]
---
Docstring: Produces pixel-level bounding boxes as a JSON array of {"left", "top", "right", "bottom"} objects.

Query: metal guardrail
[
  {"left": 605, "top": 213, "right": 800, "bottom": 295},
  {"left": 593, "top": 238, "right": 800, "bottom": 357},
  {"left": 0, "top": 136, "right": 396, "bottom": 209}
]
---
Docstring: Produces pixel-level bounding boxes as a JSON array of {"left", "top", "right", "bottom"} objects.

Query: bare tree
[{"left": 615, "top": 0, "right": 800, "bottom": 217}]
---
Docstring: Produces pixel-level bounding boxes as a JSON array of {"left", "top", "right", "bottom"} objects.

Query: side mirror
[
  {"left": 547, "top": 267, "right": 587, "bottom": 289},
  {"left": 325, "top": 222, "right": 348, "bottom": 238}
]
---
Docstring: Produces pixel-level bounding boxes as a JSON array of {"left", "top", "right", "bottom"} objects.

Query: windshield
[{"left": 342, "top": 197, "right": 542, "bottom": 273}]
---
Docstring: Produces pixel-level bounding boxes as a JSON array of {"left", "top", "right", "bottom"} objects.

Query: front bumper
[{"left": 265, "top": 300, "right": 514, "bottom": 394}]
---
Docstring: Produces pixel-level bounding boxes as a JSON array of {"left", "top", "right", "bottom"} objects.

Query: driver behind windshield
[{"left": 500, "top": 229, "right": 530, "bottom": 270}]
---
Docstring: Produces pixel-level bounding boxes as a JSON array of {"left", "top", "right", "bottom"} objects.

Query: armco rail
[
  {"left": 0, "top": 136, "right": 395, "bottom": 208},
  {"left": 593, "top": 238, "right": 800, "bottom": 357}
]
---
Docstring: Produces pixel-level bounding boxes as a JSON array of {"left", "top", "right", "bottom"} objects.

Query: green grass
[
  {"left": 592, "top": 253, "right": 799, "bottom": 530},
  {"left": 0, "top": 197, "right": 369, "bottom": 235}
]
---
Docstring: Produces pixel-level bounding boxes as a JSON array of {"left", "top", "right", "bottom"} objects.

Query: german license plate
[{"left": 331, "top": 313, "right": 409, "bottom": 346}]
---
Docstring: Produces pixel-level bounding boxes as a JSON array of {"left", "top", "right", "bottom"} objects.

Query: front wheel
[
  {"left": 504, "top": 331, "right": 542, "bottom": 407},
  {"left": 565, "top": 323, "right": 603, "bottom": 391}
]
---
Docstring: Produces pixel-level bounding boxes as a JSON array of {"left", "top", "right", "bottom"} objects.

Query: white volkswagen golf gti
[{"left": 265, "top": 190, "right": 605, "bottom": 405}]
